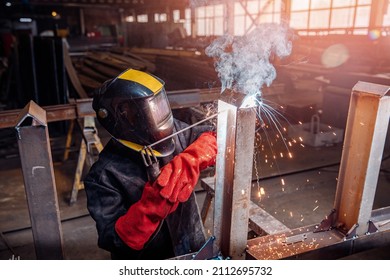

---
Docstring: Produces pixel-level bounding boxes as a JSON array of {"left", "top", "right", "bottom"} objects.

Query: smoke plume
[{"left": 205, "top": 23, "right": 292, "bottom": 99}]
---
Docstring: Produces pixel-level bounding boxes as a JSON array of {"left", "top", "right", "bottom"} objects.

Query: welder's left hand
[{"left": 157, "top": 131, "right": 217, "bottom": 203}]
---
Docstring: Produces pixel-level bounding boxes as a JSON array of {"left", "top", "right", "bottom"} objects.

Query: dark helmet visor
[
  {"left": 147, "top": 88, "right": 171, "bottom": 127},
  {"left": 120, "top": 89, "right": 174, "bottom": 157}
]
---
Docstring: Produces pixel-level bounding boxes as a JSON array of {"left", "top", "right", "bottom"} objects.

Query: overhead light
[
  {"left": 52, "top": 11, "right": 58, "bottom": 17},
  {"left": 5, "top": 2, "right": 11, "bottom": 7},
  {"left": 20, "top": 18, "right": 33, "bottom": 23}
]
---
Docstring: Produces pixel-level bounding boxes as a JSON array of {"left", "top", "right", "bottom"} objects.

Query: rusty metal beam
[
  {"left": 213, "top": 90, "right": 257, "bottom": 259},
  {"left": 0, "top": 99, "right": 93, "bottom": 129},
  {"left": 15, "top": 101, "right": 64, "bottom": 260},
  {"left": 334, "top": 81, "right": 390, "bottom": 236},
  {"left": 0, "top": 88, "right": 220, "bottom": 129}
]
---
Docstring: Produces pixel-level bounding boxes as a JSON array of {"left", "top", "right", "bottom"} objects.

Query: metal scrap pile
[{"left": 69, "top": 47, "right": 220, "bottom": 96}]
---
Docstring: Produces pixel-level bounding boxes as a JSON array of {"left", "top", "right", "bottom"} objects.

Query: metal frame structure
[
  {"left": 8, "top": 81, "right": 390, "bottom": 259},
  {"left": 246, "top": 81, "right": 390, "bottom": 259}
]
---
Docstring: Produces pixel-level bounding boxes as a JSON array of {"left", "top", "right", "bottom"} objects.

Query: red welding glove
[
  {"left": 115, "top": 131, "right": 217, "bottom": 250},
  {"left": 115, "top": 181, "right": 179, "bottom": 250},
  {"left": 157, "top": 131, "right": 217, "bottom": 203}
]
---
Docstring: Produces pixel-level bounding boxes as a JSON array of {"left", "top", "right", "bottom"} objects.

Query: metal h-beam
[
  {"left": 15, "top": 101, "right": 64, "bottom": 260},
  {"left": 213, "top": 90, "right": 257, "bottom": 259}
]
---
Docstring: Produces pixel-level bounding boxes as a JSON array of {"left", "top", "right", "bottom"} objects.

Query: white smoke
[{"left": 205, "top": 23, "right": 292, "bottom": 99}]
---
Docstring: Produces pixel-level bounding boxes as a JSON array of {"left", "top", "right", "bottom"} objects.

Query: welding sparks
[{"left": 241, "top": 93, "right": 259, "bottom": 108}]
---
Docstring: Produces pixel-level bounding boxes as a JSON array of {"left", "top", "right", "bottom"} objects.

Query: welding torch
[{"left": 141, "top": 112, "right": 219, "bottom": 183}]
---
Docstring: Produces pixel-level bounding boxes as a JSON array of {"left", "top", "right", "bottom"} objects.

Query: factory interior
[{"left": 0, "top": 0, "right": 390, "bottom": 260}]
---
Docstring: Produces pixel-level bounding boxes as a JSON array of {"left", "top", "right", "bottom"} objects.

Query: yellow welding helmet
[{"left": 93, "top": 68, "right": 175, "bottom": 157}]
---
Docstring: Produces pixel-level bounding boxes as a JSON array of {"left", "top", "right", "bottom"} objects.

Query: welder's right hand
[{"left": 157, "top": 131, "right": 217, "bottom": 203}]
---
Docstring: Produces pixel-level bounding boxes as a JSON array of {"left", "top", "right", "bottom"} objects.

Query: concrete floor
[{"left": 1, "top": 90, "right": 390, "bottom": 260}]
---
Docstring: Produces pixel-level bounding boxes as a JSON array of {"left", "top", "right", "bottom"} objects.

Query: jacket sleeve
[{"left": 83, "top": 145, "right": 147, "bottom": 257}]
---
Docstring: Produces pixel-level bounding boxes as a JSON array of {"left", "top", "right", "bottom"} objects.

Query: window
[
  {"left": 291, "top": 0, "right": 310, "bottom": 11},
  {"left": 125, "top": 15, "right": 135, "bottom": 23},
  {"left": 195, "top": 4, "right": 225, "bottom": 36},
  {"left": 354, "top": 6, "right": 370, "bottom": 28},
  {"left": 184, "top": 8, "right": 192, "bottom": 36},
  {"left": 234, "top": 0, "right": 282, "bottom": 36},
  {"left": 173, "top": 10, "right": 181, "bottom": 23},
  {"left": 137, "top": 14, "right": 148, "bottom": 23},
  {"left": 310, "top": 10, "right": 330, "bottom": 29},
  {"left": 172, "top": 9, "right": 192, "bottom": 36},
  {"left": 330, "top": 8, "right": 354, "bottom": 28},
  {"left": 290, "top": 0, "right": 372, "bottom": 35},
  {"left": 384, "top": 0, "right": 390, "bottom": 28},
  {"left": 154, "top": 13, "right": 167, "bottom": 23}
]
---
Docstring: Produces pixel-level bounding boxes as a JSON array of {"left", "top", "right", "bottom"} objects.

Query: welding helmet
[{"left": 93, "top": 68, "right": 175, "bottom": 157}]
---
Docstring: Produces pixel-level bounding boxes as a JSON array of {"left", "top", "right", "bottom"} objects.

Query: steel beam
[
  {"left": 0, "top": 88, "right": 220, "bottom": 129},
  {"left": 0, "top": 99, "right": 93, "bottom": 129},
  {"left": 15, "top": 101, "right": 64, "bottom": 260},
  {"left": 213, "top": 90, "right": 257, "bottom": 259},
  {"left": 334, "top": 81, "right": 390, "bottom": 236}
]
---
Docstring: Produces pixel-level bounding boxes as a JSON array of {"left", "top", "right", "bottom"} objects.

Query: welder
[{"left": 83, "top": 68, "right": 217, "bottom": 259}]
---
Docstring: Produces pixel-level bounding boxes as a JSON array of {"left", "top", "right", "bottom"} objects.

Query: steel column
[
  {"left": 213, "top": 91, "right": 257, "bottom": 259},
  {"left": 334, "top": 81, "right": 390, "bottom": 236},
  {"left": 15, "top": 101, "right": 64, "bottom": 260}
]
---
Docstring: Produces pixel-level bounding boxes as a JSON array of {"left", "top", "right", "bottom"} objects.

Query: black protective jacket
[{"left": 84, "top": 119, "right": 211, "bottom": 259}]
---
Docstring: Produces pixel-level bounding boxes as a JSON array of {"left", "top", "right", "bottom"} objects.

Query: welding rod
[{"left": 147, "top": 111, "right": 220, "bottom": 149}]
